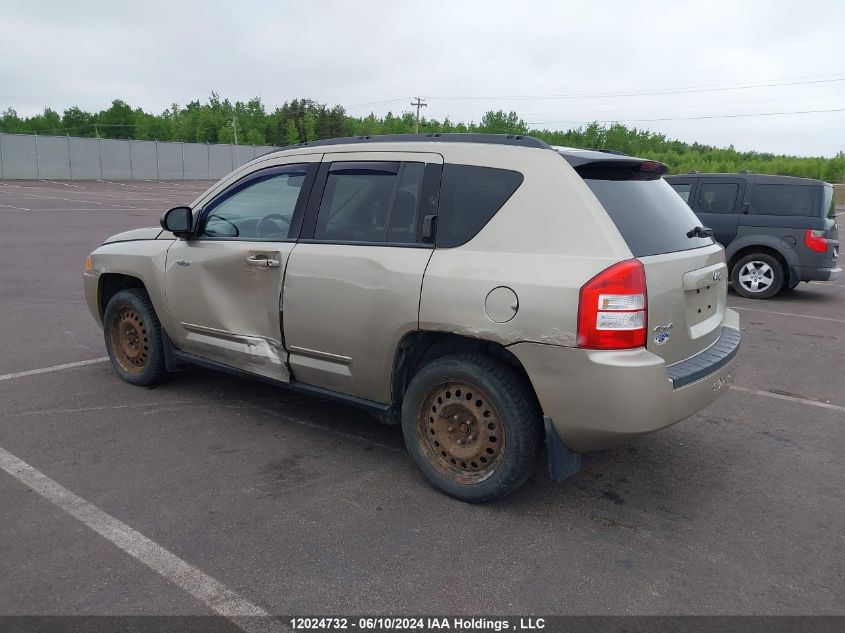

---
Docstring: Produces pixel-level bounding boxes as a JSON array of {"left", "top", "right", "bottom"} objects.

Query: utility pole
[
  {"left": 231, "top": 114, "right": 238, "bottom": 167},
  {"left": 410, "top": 97, "right": 427, "bottom": 134}
]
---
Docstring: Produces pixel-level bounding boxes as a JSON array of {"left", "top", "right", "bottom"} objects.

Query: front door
[
  {"left": 693, "top": 178, "right": 746, "bottom": 246},
  {"left": 282, "top": 151, "right": 442, "bottom": 402},
  {"left": 163, "top": 159, "right": 319, "bottom": 381}
]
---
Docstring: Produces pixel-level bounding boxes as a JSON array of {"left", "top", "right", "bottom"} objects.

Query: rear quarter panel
[{"left": 419, "top": 146, "right": 632, "bottom": 347}]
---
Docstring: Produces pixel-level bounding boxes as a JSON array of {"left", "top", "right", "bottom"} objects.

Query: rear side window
[
  {"left": 436, "top": 165, "right": 523, "bottom": 248},
  {"left": 696, "top": 183, "right": 740, "bottom": 214},
  {"left": 584, "top": 175, "right": 714, "bottom": 257},
  {"left": 750, "top": 184, "right": 819, "bottom": 217},
  {"left": 313, "top": 161, "right": 424, "bottom": 243}
]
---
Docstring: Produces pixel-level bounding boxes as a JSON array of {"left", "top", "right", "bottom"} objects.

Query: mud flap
[
  {"left": 161, "top": 329, "right": 180, "bottom": 372},
  {"left": 788, "top": 266, "right": 800, "bottom": 289},
  {"left": 544, "top": 416, "right": 582, "bottom": 482}
]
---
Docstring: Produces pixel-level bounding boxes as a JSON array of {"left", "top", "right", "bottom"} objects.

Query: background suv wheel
[
  {"left": 401, "top": 353, "right": 542, "bottom": 503},
  {"left": 731, "top": 253, "right": 783, "bottom": 299}
]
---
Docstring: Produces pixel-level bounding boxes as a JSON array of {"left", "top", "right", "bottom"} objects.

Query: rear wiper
[{"left": 687, "top": 226, "right": 714, "bottom": 239}]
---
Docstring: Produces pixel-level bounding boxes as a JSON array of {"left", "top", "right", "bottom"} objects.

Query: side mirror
[{"left": 160, "top": 206, "right": 193, "bottom": 239}]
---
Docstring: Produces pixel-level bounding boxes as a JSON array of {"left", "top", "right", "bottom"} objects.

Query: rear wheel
[
  {"left": 401, "top": 353, "right": 542, "bottom": 503},
  {"left": 731, "top": 253, "right": 783, "bottom": 299},
  {"left": 103, "top": 289, "right": 168, "bottom": 386}
]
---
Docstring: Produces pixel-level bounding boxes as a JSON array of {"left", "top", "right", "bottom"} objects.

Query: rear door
[
  {"left": 282, "top": 151, "right": 442, "bottom": 402},
  {"left": 692, "top": 178, "right": 745, "bottom": 245},
  {"left": 577, "top": 161, "right": 728, "bottom": 365}
]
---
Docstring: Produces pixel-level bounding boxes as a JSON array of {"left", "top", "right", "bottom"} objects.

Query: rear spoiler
[
  {"left": 566, "top": 158, "right": 669, "bottom": 181},
  {"left": 557, "top": 150, "right": 669, "bottom": 181}
]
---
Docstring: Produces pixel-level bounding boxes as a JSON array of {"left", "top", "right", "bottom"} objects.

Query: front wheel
[
  {"left": 401, "top": 353, "right": 542, "bottom": 503},
  {"left": 731, "top": 253, "right": 783, "bottom": 299},
  {"left": 103, "top": 288, "right": 168, "bottom": 386}
]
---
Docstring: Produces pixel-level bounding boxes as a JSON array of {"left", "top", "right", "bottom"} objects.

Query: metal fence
[{"left": 0, "top": 132, "right": 281, "bottom": 180}]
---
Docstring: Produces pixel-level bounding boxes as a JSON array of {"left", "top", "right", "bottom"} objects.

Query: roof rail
[{"left": 274, "top": 133, "right": 552, "bottom": 151}]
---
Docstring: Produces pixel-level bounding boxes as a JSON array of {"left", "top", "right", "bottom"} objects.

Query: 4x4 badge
[{"left": 653, "top": 323, "right": 673, "bottom": 345}]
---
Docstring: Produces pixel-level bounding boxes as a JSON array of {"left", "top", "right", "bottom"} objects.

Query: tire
[
  {"left": 103, "top": 288, "right": 168, "bottom": 386},
  {"left": 731, "top": 253, "right": 784, "bottom": 299},
  {"left": 401, "top": 353, "right": 542, "bottom": 503}
]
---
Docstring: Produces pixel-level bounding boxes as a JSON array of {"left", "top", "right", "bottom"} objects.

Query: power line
[
  {"left": 480, "top": 91, "right": 845, "bottom": 120},
  {"left": 527, "top": 107, "right": 845, "bottom": 126},
  {"left": 346, "top": 97, "right": 409, "bottom": 109},
  {"left": 345, "top": 72, "right": 845, "bottom": 110},
  {"left": 430, "top": 75, "right": 845, "bottom": 102}
]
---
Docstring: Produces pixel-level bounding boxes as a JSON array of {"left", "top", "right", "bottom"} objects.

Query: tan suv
[{"left": 84, "top": 134, "right": 741, "bottom": 502}]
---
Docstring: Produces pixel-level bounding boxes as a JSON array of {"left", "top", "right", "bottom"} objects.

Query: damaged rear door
[{"left": 163, "top": 157, "right": 320, "bottom": 381}]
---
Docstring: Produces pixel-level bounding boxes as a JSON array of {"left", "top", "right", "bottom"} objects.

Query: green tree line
[{"left": 2, "top": 94, "right": 843, "bottom": 182}]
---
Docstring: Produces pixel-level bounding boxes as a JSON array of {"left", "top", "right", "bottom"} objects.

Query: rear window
[
  {"left": 749, "top": 184, "right": 821, "bottom": 217},
  {"left": 436, "top": 164, "right": 523, "bottom": 247},
  {"left": 582, "top": 168, "right": 714, "bottom": 257}
]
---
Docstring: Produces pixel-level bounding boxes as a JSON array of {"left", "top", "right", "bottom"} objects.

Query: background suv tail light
[
  {"left": 577, "top": 260, "right": 647, "bottom": 350},
  {"left": 804, "top": 229, "right": 828, "bottom": 253}
]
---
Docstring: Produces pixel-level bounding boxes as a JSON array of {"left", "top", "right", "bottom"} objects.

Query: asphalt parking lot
[{"left": 0, "top": 180, "right": 843, "bottom": 621}]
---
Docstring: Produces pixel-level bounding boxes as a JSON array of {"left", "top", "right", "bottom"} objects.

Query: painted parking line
[
  {"left": 0, "top": 445, "right": 283, "bottom": 633},
  {"left": 0, "top": 358, "right": 109, "bottom": 382},
  {"left": 0, "top": 204, "right": 30, "bottom": 210},
  {"left": 41, "top": 180, "right": 85, "bottom": 188},
  {"left": 731, "top": 305, "right": 845, "bottom": 324},
  {"left": 0, "top": 189, "right": 141, "bottom": 209},
  {"left": 731, "top": 385, "right": 845, "bottom": 414}
]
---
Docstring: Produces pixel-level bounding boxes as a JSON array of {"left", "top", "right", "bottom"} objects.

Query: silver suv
[{"left": 84, "top": 134, "right": 741, "bottom": 502}]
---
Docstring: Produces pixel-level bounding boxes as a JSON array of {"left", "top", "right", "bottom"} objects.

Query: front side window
[
  {"left": 201, "top": 165, "right": 308, "bottom": 239},
  {"left": 696, "top": 183, "right": 740, "bottom": 214},
  {"left": 314, "top": 161, "right": 425, "bottom": 243}
]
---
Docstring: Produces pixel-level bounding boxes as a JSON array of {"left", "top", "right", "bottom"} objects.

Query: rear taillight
[
  {"left": 577, "top": 259, "right": 647, "bottom": 350},
  {"left": 804, "top": 229, "right": 828, "bottom": 253}
]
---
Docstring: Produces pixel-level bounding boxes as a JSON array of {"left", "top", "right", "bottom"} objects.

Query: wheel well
[
  {"left": 98, "top": 273, "right": 145, "bottom": 317},
  {"left": 391, "top": 331, "right": 539, "bottom": 411},
  {"left": 728, "top": 245, "right": 788, "bottom": 277}
]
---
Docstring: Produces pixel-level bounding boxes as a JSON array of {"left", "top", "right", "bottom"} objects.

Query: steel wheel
[
  {"left": 416, "top": 379, "right": 505, "bottom": 485},
  {"left": 738, "top": 260, "right": 774, "bottom": 294},
  {"left": 108, "top": 306, "right": 149, "bottom": 374}
]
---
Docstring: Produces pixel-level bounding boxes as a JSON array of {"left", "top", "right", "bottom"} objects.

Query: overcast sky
[{"left": 2, "top": 0, "right": 844, "bottom": 156}]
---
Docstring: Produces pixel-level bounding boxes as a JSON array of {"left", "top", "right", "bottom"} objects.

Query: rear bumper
[
  {"left": 510, "top": 308, "right": 741, "bottom": 452},
  {"left": 792, "top": 265, "right": 841, "bottom": 282}
]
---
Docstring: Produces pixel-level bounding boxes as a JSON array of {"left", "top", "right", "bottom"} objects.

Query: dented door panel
[{"left": 164, "top": 240, "right": 293, "bottom": 380}]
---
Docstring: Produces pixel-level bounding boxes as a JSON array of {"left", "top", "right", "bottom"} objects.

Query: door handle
[{"left": 246, "top": 255, "right": 280, "bottom": 268}]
